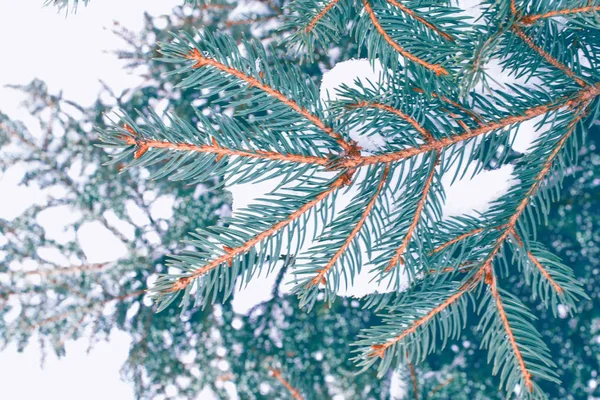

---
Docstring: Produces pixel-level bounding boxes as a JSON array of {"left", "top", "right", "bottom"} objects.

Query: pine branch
[
  {"left": 486, "top": 270, "right": 534, "bottom": 392},
  {"left": 121, "top": 127, "right": 330, "bottom": 166},
  {"left": 361, "top": 0, "right": 449, "bottom": 76},
  {"left": 511, "top": 25, "right": 587, "bottom": 87},
  {"left": 155, "top": 173, "right": 351, "bottom": 297},
  {"left": 349, "top": 101, "right": 434, "bottom": 143},
  {"left": 307, "top": 165, "right": 389, "bottom": 287},
  {"left": 185, "top": 47, "right": 354, "bottom": 152},
  {"left": 385, "top": 152, "right": 438, "bottom": 272},
  {"left": 386, "top": 0, "right": 455, "bottom": 42},
  {"left": 521, "top": 5, "right": 600, "bottom": 25},
  {"left": 305, "top": 0, "right": 343, "bottom": 33}
]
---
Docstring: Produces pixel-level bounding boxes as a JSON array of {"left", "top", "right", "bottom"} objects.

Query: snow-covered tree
[{"left": 4, "top": 0, "right": 600, "bottom": 398}]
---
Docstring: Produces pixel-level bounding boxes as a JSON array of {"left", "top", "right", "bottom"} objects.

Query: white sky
[{"left": 0, "top": 1, "right": 540, "bottom": 399}]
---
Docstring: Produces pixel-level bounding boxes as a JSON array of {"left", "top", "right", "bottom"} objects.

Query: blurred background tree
[{"left": 1, "top": 1, "right": 598, "bottom": 399}]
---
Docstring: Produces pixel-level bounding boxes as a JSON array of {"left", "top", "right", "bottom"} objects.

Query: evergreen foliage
[
  {"left": 1, "top": 3, "right": 384, "bottom": 399},
  {"left": 100, "top": 1, "right": 600, "bottom": 398},
  {"left": 4, "top": 0, "right": 600, "bottom": 398}
]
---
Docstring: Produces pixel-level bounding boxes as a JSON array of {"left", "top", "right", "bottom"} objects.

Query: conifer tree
[
  {"left": 99, "top": 1, "right": 600, "bottom": 399},
  {"left": 3, "top": 2, "right": 435, "bottom": 399},
  {"left": 4, "top": 0, "right": 600, "bottom": 398}
]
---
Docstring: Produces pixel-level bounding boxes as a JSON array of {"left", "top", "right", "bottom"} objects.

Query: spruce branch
[
  {"left": 93, "top": 2, "right": 600, "bottom": 397},
  {"left": 483, "top": 270, "right": 540, "bottom": 394},
  {"left": 385, "top": 0, "right": 455, "bottom": 42},
  {"left": 10, "top": 262, "right": 110, "bottom": 277},
  {"left": 305, "top": 0, "right": 343, "bottom": 33},
  {"left": 385, "top": 152, "right": 439, "bottom": 272},
  {"left": 521, "top": 5, "right": 600, "bottom": 25},
  {"left": 340, "top": 83, "right": 600, "bottom": 168},
  {"left": 428, "top": 91, "right": 485, "bottom": 126},
  {"left": 29, "top": 289, "right": 145, "bottom": 331},
  {"left": 225, "top": 16, "right": 278, "bottom": 28},
  {"left": 361, "top": 0, "right": 449, "bottom": 76},
  {"left": 431, "top": 226, "right": 491, "bottom": 254},
  {"left": 184, "top": 47, "right": 354, "bottom": 152},
  {"left": 301, "top": 165, "right": 390, "bottom": 295},
  {"left": 526, "top": 251, "right": 563, "bottom": 294},
  {"left": 121, "top": 127, "right": 330, "bottom": 167},
  {"left": 362, "top": 274, "right": 480, "bottom": 362},
  {"left": 511, "top": 25, "right": 587, "bottom": 87},
  {"left": 511, "top": 231, "right": 563, "bottom": 295},
  {"left": 349, "top": 101, "right": 434, "bottom": 143},
  {"left": 479, "top": 109, "right": 585, "bottom": 270},
  {"left": 509, "top": 231, "right": 586, "bottom": 310},
  {"left": 153, "top": 173, "right": 351, "bottom": 299}
]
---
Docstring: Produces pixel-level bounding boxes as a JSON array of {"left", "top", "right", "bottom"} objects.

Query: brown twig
[
  {"left": 427, "top": 377, "right": 455, "bottom": 398},
  {"left": 386, "top": 0, "right": 455, "bottom": 42},
  {"left": 349, "top": 101, "right": 434, "bottom": 143},
  {"left": 187, "top": 48, "right": 353, "bottom": 152},
  {"left": 305, "top": 0, "right": 343, "bottom": 33},
  {"left": 385, "top": 153, "right": 439, "bottom": 272},
  {"left": 121, "top": 135, "right": 329, "bottom": 166},
  {"left": 510, "top": 0, "right": 518, "bottom": 16},
  {"left": 511, "top": 25, "right": 587, "bottom": 87},
  {"left": 408, "top": 360, "right": 419, "bottom": 400},
  {"left": 308, "top": 165, "right": 390, "bottom": 287},
  {"left": 521, "top": 6, "right": 600, "bottom": 25},
  {"left": 166, "top": 174, "right": 351, "bottom": 294},
  {"left": 362, "top": 0, "right": 449, "bottom": 76}
]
